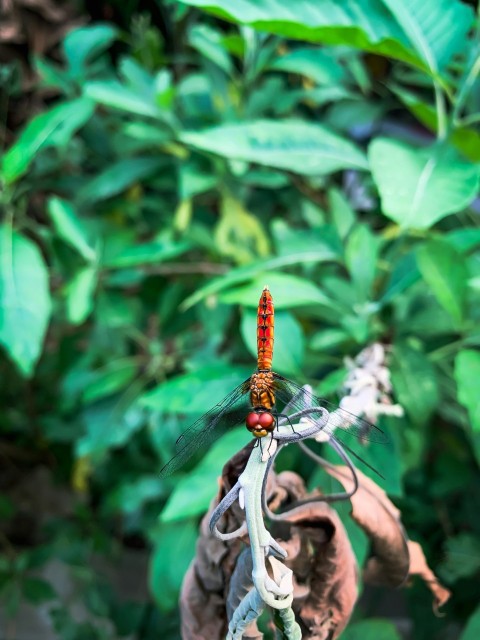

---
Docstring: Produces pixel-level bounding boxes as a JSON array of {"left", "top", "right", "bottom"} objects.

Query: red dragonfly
[{"left": 160, "top": 287, "right": 387, "bottom": 477}]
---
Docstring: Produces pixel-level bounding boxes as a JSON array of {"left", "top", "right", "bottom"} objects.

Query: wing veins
[
  {"left": 273, "top": 375, "right": 388, "bottom": 444},
  {"left": 160, "top": 379, "right": 250, "bottom": 477}
]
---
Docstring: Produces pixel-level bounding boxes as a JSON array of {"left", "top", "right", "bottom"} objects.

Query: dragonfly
[{"left": 160, "top": 286, "right": 387, "bottom": 477}]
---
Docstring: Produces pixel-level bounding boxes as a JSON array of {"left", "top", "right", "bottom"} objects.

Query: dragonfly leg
[
  {"left": 275, "top": 412, "right": 301, "bottom": 438},
  {"left": 267, "top": 433, "right": 276, "bottom": 455}
]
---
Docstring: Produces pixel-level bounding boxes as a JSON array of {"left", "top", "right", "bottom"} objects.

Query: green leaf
[
  {"left": 380, "top": 0, "right": 473, "bottom": 74},
  {"left": 123, "top": 122, "right": 172, "bottom": 147},
  {"left": 82, "top": 361, "right": 138, "bottom": 403},
  {"left": 76, "top": 400, "right": 144, "bottom": 459},
  {"left": 149, "top": 521, "right": 197, "bottom": 611},
  {"left": 393, "top": 85, "right": 480, "bottom": 162},
  {"left": 79, "top": 157, "right": 167, "bottom": 203},
  {"left": 160, "top": 428, "right": 249, "bottom": 521},
  {"left": 219, "top": 273, "right": 334, "bottom": 309},
  {"left": 380, "top": 251, "right": 420, "bottom": 304},
  {"left": 272, "top": 220, "right": 342, "bottom": 261},
  {"left": 390, "top": 342, "right": 439, "bottom": 425},
  {"left": 328, "top": 187, "right": 355, "bottom": 239},
  {"left": 369, "top": 139, "right": 480, "bottom": 229},
  {"left": 0, "top": 495, "right": 15, "bottom": 520},
  {"left": 310, "top": 328, "right": 348, "bottom": 351},
  {"left": 461, "top": 604, "right": 480, "bottom": 640},
  {"left": 84, "top": 81, "right": 163, "bottom": 119},
  {"left": 182, "top": 253, "right": 344, "bottom": 310},
  {"left": 417, "top": 240, "right": 468, "bottom": 325},
  {"left": 188, "top": 24, "right": 233, "bottom": 74},
  {"left": 180, "top": 0, "right": 473, "bottom": 74},
  {"left": 66, "top": 267, "right": 97, "bottom": 325},
  {"left": 341, "top": 618, "right": 402, "bottom": 640},
  {"left": 103, "top": 239, "right": 191, "bottom": 269},
  {"left": 270, "top": 47, "right": 348, "bottom": 85},
  {"left": 216, "top": 192, "right": 270, "bottom": 264},
  {"left": 63, "top": 24, "right": 118, "bottom": 78},
  {"left": 0, "top": 227, "right": 52, "bottom": 376},
  {"left": 315, "top": 367, "right": 348, "bottom": 396},
  {"left": 439, "top": 533, "right": 480, "bottom": 583},
  {"left": 34, "top": 57, "right": 72, "bottom": 94},
  {"left": 345, "top": 224, "right": 378, "bottom": 300},
  {"left": 22, "top": 577, "right": 56, "bottom": 604},
  {"left": 1, "top": 98, "right": 95, "bottom": 184},
  {"left": 455, "top": 350, "right": 480, "bottom": 432},
  {"left": 179, "top": 161, "right": 217, "bottom": 199},
  {"left": 141, "top": 365, "right": 251, "bottom": 415},
  {"left": 47, "top": 197, "right": 95, "bottom": 262},
  {"left": 446, "top": 228, "right": 480, "bottom": 253},
  {"left": 107, "top": 476, "right": 164, "bottom": 514},
  {"left": 180, "top": 120, "right": 368, "bottom": 175},
  {"left": 241, "top": 309, "right": 304, "bottom": 376}
]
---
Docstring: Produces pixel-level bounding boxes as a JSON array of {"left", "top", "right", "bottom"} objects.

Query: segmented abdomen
[{"left": 257, "top": 287, "right": 274, "bottom": 371}]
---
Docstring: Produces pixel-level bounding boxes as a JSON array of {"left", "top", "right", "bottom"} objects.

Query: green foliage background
[{"left": 1, "top": 0, "right": 480, "bottom": 638}]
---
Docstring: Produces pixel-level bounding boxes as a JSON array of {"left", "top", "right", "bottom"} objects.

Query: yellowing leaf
[{"left": 215, "top": 193, "right": 270, "bottom": 264}]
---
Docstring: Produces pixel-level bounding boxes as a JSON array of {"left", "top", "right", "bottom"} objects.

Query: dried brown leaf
[
  {"left": 407, "top": 540, "right": 451, "bottom": 612},
  {"left": 271, "top": 473, "right": 358, "bottom": 640},
  {"left": 181, "top": 465, "right": 360, "bottom": 640},
  {"left": 180, "top": 489, "right": 240, "bottom": 640},
  {"left": 323, "top": 464, "right": 410, "bottom": 587},
  {"left": 322, "top": 464, "right": 450, "bottom": 609}
]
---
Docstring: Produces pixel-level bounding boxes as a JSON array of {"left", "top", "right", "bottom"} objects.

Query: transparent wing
[
  {"left": 273, "top": 374, "right": 388, "bottom": 446},
  {"left": 159, "top": 379, "right": 251, "bottom": 477}
]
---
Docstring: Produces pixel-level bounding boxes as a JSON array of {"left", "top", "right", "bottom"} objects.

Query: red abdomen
[{"left": 257, "top": 287, "right": 274, "bottom": 371}]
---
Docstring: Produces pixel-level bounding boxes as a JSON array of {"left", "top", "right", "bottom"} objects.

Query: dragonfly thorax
[
  {"left": 249, "top": 371, "right": 275, "bottom": 409},
  {"left": 246, "top": 371, "right": 276, "bottom": 438}
]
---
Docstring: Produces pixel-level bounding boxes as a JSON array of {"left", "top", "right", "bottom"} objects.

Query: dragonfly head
[{"left": 246, "top": 410, "right": 275, "bottom": 438}]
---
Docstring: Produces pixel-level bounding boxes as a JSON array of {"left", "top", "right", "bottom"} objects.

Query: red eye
[
  {"left": 258, "top": 412, "right": 275, "bottom": 428},
  {"left": 246, "top": 412, "right": 260, "bottom": 428}
]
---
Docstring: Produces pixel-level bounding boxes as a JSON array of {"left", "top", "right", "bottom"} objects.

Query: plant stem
[
  {"left": 452, "top": 54, "right": 480, "bottom": 126},
  {"left": 434, "top": 82, "right": 448, "bottom": 140}
]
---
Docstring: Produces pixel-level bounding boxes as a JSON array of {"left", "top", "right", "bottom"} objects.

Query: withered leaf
[
  {"left": 323, "top": 464, "right": 450, "bottom": 608},
  {"left": 323, "top": 464, "right": 410, "bottom": 587}
]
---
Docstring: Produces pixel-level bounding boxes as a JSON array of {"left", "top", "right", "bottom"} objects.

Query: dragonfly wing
[
  {"left": 160, "top": 379, "right": 251, "bottom": 477},
  {"left": 272, "top": 374, "right": 388, "bottom": 445}
]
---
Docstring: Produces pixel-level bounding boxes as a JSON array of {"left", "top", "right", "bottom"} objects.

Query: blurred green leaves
[
  {"left": 1, "top": 98, "right": 94, "bottom": 184},
  {"left": 381, "top": 0, "right": 473, "bottom": 73},
  {"left": 65, "top": 266, "right": 97, "bottom": 325},
  {"left": 141, "top": 365, "right": 250, "bottom": 415},
  {"left": 78, "top": 157, "right": 168, "bottom": 204},
  {"left": 47, "top": 197, "right": 96, "bottom": 262},
  {"left": 63, "top": 24, "right": 119, "bottom": 79},
  {"left": 369, "top": 139, "right": 479, "bottom": 228},
  {"left": 149, "top": 521, "right": 197, "bottom": 611},
  {"left": 390, "top": 343, "right": 439, "bottom": 426},
  {"left": 462, "top": 605, "right": 480, "bottom": 640},
  {"left": 0, "top": 227, "right": 51, "bottom": 375},
  {"left": 180, "top": 120, "right": 368, "bottom": 174},
  {"left": 455, "top": 350, "right": 480, "bottom": 433},
  {"left": 180, "top": 0, "right": 473, "bottom": 74},
  {"left": 345, "top": 224, "right": 378, "bottom": 301},
  {"left": 417, "top": 240, "right": 469, "bottom": 326},
  {"left": 341, "top": 618, "right": 402, "bottom": 640},
  {"left": 220, "top": 273, "right": 334, "bottom": 309},
  {"left": 216, "top": 192, "right": 270, "bottom": 264}
]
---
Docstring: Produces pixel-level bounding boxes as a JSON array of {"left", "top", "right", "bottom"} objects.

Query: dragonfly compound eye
[
  {"left": 258, "top": 412, "right": 275, "bottom": 430},
  {"left": 246, "top": 412, "right": 260, "bottom": 430}
]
